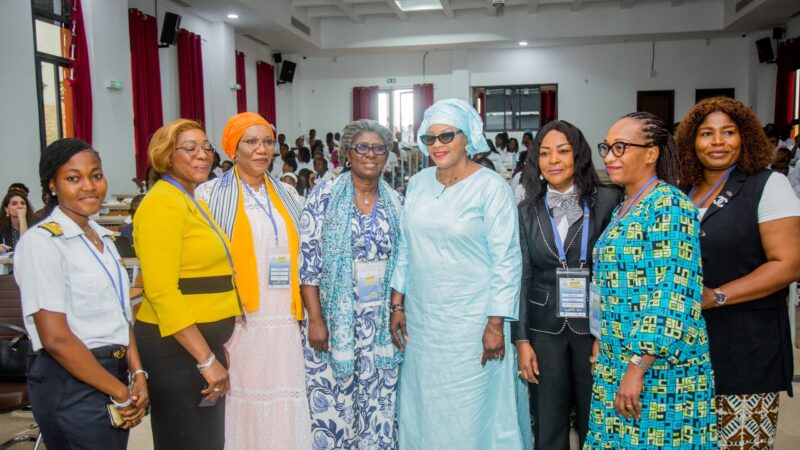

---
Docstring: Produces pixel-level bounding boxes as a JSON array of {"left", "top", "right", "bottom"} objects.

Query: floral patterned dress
[
  {"left": 299, "top": 180, "right": 403, "bottom": 450},
  {"left": 584, "top": 182, "right": 717, "bottom": 449}
]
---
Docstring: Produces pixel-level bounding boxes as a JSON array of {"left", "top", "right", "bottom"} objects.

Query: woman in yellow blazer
[{"left": 133, "top": 119, "right": 242, "bottom": 450}]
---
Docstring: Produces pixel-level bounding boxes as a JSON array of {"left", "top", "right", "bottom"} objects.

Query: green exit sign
[{"left": 386, "top": 78, "right": 397, "bottom": 84}]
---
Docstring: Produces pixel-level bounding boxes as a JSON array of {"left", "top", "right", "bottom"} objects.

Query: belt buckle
[{"left": 112, "top": 347, "right": 127, "bottom": 360}]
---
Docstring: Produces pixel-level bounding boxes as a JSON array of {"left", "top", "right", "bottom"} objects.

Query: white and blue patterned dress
[{"left": 299, "top": 179, "right": 403, "bottom": 450}]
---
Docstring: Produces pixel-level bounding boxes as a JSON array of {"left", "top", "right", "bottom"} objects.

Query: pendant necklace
[{"left": 355, "top": 191, "right": 371, "bottom": 205}]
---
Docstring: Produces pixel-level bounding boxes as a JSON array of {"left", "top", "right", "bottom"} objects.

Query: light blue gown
[{"left": 391, "top": 167, "right": 532, "bottom": 450}]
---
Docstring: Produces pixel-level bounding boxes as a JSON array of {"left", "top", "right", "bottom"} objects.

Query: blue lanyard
[
  {"left": 241, "top": 181, "right": 279, "bottom": 248},
  {"left": 162, "top": 176, "right": 236, "bottom": 272},
  {"left": 688, "top": 165, "right": 736, "bottom": 208},
  {"left": 613, "top": 176, "right": 658, "bottom": 224},
  {"left": 543, "top": 196, "right": 591, "bottom": 267},
  {"left": 78, "top": 235, "right": 127, "bottom": 321}
]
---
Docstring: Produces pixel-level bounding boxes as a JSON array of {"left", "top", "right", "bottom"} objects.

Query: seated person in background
[
  {"left": 33, "top": 190, "right": 50, "bottom": 224},
  {"left": 283, "top": 156, "right": 298, "bottom": 176},
  {"left": 7, "top": 183, "right": 30, "bottom": 197},
  {"left": 220, "top": 160, "right": 233, "bottom": 172},
  {"left": 293, "top": 136, "right": 305, "bottom": 152},
  {"left": 772, "top": 147, "right": 793, "bottom": 176},
  {"left": 277, "top": 133, "right": 286, "bottom": 148},
  {"left": 314, "top": 158, "right": 334, "bottom": 183},
  {"left": 207, "top": 151, "right": 223, "bottom": 180},
  {"left": 271, "top": 143, "right": 291, "bottom": 178},
  {"left": 281, "top": 172, "right": 298, "bottom": 188},
  {"left": 119, "top": 194, "right": 145, "bottom": 244},
  {"left": 296, "top": 168, "right": 314, "bottom": 200},
  {"left": 297, "top": 147, "right": 313, "bottom": 172},
  {"left": 0, "top": 189, "right": 34, "bottom": 253}
]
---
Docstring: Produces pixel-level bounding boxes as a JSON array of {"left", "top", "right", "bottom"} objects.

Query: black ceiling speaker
[
  {"left": 277, "top": 60, "right": 296, "bottom": 84},
  {"left": 273, "top": 53, "right": 283, "bottom": 63},
  {"left": 755, "top": 37, "right": 774, "bottom": 63},
  {"left": 159, "top": 12, "right": 181, "bottom": 48}
]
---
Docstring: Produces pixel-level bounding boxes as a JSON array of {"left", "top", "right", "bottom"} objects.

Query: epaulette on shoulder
[
  {"left": 38, "top": 222, "right": 64, "bottom": 237},
  {"left": 106, "top": 234, "right": 116, "bottom": 242}
]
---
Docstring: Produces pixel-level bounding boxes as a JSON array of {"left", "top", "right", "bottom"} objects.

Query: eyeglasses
[
  {"left": 597, "top": 141, "right": 652, "bottom": 158},
  {"left": 176, "top": 142, "right": 215, "bottom": 156},
  {"left": 419, "top": 130, "right": 464, "bottom": 146},
  {"left": 346, "top": 143, "right": 389, "bottom": 155},
  {"left": 241, "top": 137, "right": 275, "bottom": 150}
]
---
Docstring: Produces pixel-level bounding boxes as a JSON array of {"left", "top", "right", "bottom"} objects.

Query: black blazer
[
  {"left": 698, "top": 168, "right": 794, "bottom": 396},
  {"left": 512, "top": 186, "right": 621, "bottom": 340}
]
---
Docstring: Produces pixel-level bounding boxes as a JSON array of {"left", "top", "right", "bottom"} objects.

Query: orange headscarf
[{"left": 220, "top": 112, "right": 275, "bottom": 158}]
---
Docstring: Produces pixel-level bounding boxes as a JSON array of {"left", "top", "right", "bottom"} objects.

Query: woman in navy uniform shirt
[{"left": 14, "top": 138, "right": 149, "bottom": 449}]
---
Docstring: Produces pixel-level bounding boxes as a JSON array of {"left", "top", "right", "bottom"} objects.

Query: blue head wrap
[{"left": 416, "top": 98, "right": 489, "bottom": 156}]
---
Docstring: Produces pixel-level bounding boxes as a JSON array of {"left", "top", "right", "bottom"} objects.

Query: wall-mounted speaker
[
  {"left": 278, "top": 60, "right": 296, "bottom": 84},
  {"left": 273, "top": 53, "right": 283, "bottom": 63},
  {"left": 772, "top": 27, "right": 784, "bottom": 40},
  {"left": 159, "top": 12, "right": 181, "bottom": 48},
  {"left": 755, "top": 37, "right": 774, "bottom": 63}
]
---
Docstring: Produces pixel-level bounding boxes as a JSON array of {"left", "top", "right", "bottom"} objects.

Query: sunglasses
[
  {"left": 419, "top": 130, "right": 464, "bottom": 146},
  {"left": 346, "top": 143, "right": 389, "bottom": 155}
]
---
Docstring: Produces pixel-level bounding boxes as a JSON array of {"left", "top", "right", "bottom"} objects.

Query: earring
[{"left": 539, "top": 174, "right": 544, "bottom": 181}]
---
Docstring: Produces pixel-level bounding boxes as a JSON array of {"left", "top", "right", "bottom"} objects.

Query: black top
[
  {"left": 698, "top": 168, "right": 794, "bottom": 396},
  {"left": 512, "top": 186, "right": 621, "bottom": 339}
]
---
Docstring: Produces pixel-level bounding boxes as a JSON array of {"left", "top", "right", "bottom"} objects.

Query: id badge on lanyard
[
  {"left": 268, "top": 254, "right": 291, "bottom": 288},
  {"left": 589, "top": 284, "right": 602, "bottom": 338},
  {"left": 354, "top": 260, "right": 387, "bottom": 308},
  {"left": 556, "top": 267, "right": 589, "bottom": 318}
]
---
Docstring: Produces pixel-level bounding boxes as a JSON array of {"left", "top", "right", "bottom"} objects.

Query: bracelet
[
  {"left": 390, "top": 304, "right": 404, "bottom": 313},
  {"left": 197, "top": 353, "right": 216, "bottom": 374},
  {"left": 130, "top": 369, "right": 149, "bottom": 380},
  {"left": 629, "top": 354, "right": 651, "bottom": 372},
  {"left": 487, "top": 325, "right": 504, "bottom": 338},
  {"left": 110, "top": 393, "right": 133, "bottom": 409},
  {"left": 588, "top": 355, "right": 598, "bottom": 364}
]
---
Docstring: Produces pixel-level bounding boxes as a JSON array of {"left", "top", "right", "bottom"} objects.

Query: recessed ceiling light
[
  {"left": 394, "top": 0, "right": 443, "bottom": 12},
  {"left": 227, "top": 13, "right": 239, "bottom": 19},
  {"left": 519, "top": 41, "right": 528, "bottom": 46}
]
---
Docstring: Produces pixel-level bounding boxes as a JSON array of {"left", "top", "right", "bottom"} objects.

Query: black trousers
[
  {"left": 134, "top": 318, "right": 235, "bottom": 450},
  {"left": 528, "top": 329, "right": 594, "bottom": 450},
  {"left": 27, "top": 348, "right": 129, "bottom": 450}
]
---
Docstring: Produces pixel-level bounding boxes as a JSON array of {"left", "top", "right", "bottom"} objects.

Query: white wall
[{"left": 0, "top": 1, "right": 41, "bottom": 205}]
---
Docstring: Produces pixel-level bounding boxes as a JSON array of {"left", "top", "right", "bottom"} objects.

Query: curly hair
[
  {"left": 675, "top": 97, "right": 773, "bottom": 187},
  {"left": 520, "top": 120, "right": 601, "bottom": 213}
]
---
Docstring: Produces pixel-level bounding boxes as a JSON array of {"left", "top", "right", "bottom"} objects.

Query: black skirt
[{"left": 134, "top": 318, "right": 235, "bottom": 450}]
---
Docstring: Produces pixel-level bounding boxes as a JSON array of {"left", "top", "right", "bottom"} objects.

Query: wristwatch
[
  {"left": 713, "top": 288, "right": 728, "bottom": 305},
  {"left": 629, "top": 354, "right": 651, "bottom": 372}
]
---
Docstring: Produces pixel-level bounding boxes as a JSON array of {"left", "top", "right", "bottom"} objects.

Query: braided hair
[
  {"left": 622, "top": 112, "right": 680, "bottom": 185},
  {"left": 39, "top": 138, "right": 100, "bottom": 215}
]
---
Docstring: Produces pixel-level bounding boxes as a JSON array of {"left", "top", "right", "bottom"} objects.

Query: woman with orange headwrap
[{"left": 195, "top": 112, "right": 310, "bottom": 449}]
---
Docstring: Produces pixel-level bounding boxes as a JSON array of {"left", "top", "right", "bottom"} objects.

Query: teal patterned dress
[{"left": 584, "top": 182, "right": 717, "bottom": 449}]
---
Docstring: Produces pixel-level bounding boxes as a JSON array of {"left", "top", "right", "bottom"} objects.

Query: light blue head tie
[{"left": 416, "top": 98, "right": 489, "bottom": 156}]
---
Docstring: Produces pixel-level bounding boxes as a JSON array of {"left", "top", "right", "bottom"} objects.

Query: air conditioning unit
[{"left": 491, "top": 0, "right": 505, "bottom": 6}]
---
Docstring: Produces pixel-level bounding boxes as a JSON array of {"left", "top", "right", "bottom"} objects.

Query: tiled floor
[{"left": 3, "top": 347, "right": 799, "bottom": 449}]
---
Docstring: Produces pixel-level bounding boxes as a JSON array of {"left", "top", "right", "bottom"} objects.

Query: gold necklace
[{"left": 84, "top": 227, "right": 101, "bottom": 246}]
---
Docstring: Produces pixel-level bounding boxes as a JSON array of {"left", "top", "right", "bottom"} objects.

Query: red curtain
[
  {"left": 178, "top": 29, "right": 205, "bottom": 124},
  {"left": 774, "top": 39, "right": 800, "bottom": 130},
  {"left": 352, "top": 86, "right": 379, "bottom": 121},
  {"left": 256, "top": 61, "right": 276, "bottom": 125},
  {"left": 540, "top": 89, "right": 557, "bottom": 127},
  {"left": 68, "top": 0, "right": 92, "bottom": 142},
  {"left": 128, "top": 9, "right": 164, "bottom": 181},
  {"left": 235, "top": 51, "right": 247, "bottom": 113},
  {"left": 477, "top": 91, "right": 486, "bottom": 126},
  {"left": 413, "top": 83, "right": 434, "bottom": 138}
]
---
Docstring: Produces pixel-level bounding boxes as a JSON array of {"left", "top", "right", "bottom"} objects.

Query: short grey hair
[{"left": 340, "top": 120, "right": 393, "bottom": 154}]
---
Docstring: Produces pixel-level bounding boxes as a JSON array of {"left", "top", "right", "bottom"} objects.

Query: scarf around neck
[{"left": 318, "top": 172, "right": 403, "bottom": 379}]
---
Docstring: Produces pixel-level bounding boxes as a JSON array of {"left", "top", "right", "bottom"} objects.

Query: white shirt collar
[
  {"left": 546, "top": 184, "right": 576, "bottom": 195},
  {"left": 49, "top": 206, "right": 114, "bottom": 239}
]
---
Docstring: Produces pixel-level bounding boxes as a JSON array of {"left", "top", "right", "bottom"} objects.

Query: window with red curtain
[
  {"left": 540, "top": 89, "right": 557, "bottom": 127},
  {"left": 129, "top": 9, "right": 164, "bottom": 181},
  {"left": 69, "top": 0, "right": 92, "bottom": 143},
  {"left": 256, "top": 61, "right": 276, "bottom": 126},
  {"left": 412, "top": 83, "right": 434, "bottom": 138},
  {"left": 178, "top": 29, "right": 205, "bottom": 124},
  {"left": 774, "top": 39, "right": 800, "bottom": 130},
  {"left": 353, "top": 86, "right": 379, "bottom": 120},
  {"left": 235, "top": 51, "right": 247, "bottom": 113}
]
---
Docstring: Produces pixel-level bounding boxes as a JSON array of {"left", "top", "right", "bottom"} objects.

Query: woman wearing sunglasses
[
  {"left": 299, "top": 119, "right": 404, "bottom": 449},
  {"left": 584, "top": 112, "right": 716, "bottom": 449},
  {"left": 390, "top": 99, "right": 531, "bottom": 449}
]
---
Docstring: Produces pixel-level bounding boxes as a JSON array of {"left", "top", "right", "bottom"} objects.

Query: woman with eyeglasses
[
  {"left": 512, "top": 120, "right": 621, "bottom": 450},
  {"left": 584, "top": 112, "right": 716, "bottom": 449},
  {"left": 133, "top": 119, "right": 244, "bottom": 450},
  {"left": 299, "top": 119, "right": 404, "bottom": 449},
  {"left": 675, "top": 98, "right": 800, "bottom": 449},
  {"left": 195, "top": 113, "right": 310, "bottom": 449},
  {"left": 390, "top": 99, "right": 531, "bottom": 449}
]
